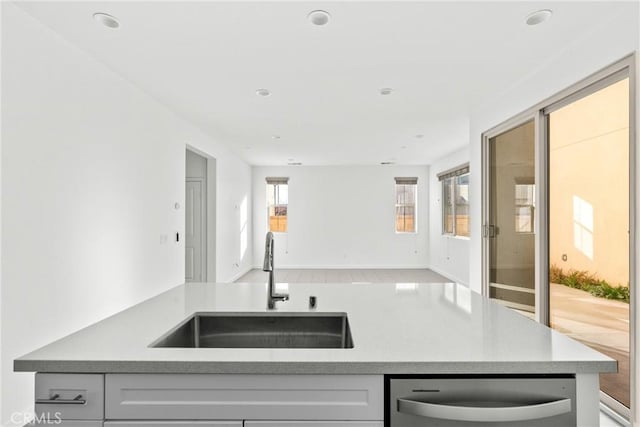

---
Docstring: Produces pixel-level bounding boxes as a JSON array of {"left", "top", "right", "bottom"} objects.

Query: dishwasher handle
[{"left": 397, "top": 397, "right": 572, "bottom": 423}]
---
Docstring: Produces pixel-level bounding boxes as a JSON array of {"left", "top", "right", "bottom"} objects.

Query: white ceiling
[{"left": 13, "top": 1, "right": 632, "bottom": 166}]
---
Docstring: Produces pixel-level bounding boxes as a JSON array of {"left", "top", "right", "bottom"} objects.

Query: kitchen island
[{"left": 15, "top": 282, "right": 616, "bottom": 426}]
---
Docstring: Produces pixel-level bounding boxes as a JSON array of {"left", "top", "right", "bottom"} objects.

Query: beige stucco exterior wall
[{"left": 549, "top": 78, "right": 629, "bottom": 286}]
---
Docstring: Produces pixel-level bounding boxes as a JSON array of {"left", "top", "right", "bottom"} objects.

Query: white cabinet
[
  {"left": 105, "top": 423, "right": 241, "bottom": 427},
  {"left": 245, "top": 423, "right": 384, "bottom": 427},
  {"left": 34, "top": 373, "right": 384, "bottom": 425},
  {"left": 28, "top": 422, "right": 102, "bottom": 427},
  {"left": 105, "top": 374, "right": 383, "bottom": 421},
  {"left": 35, "top": 374, "right": 104, "bottom": 421}
]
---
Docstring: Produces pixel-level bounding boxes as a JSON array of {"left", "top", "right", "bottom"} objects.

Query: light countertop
[{"left": 14, "top": 282, "right": 616, "bottom": 374}]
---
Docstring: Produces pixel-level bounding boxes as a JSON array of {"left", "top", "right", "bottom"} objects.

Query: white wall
[
  {"left": 0, "top": 4, "right": 251, "bottom": 425},
  {"left": 217, "top": 155, "right": 252, "bottom": 281},
  {"left": 0, "top": 3, "right": 3, "bottom": 420},
  {"left": 252, "top": 165, "right": 429, "bottom": 269},
  {"left": 429, "top": 147, "right": 470, "bottom": 285}
]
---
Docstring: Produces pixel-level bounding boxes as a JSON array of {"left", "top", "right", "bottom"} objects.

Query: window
[
  {"left": 395, "top": 177, "right": 418, "bottom": 233},
  {"left": 266, "top": 177, "right": 288, "bottom": 233},
  {"left": 515, "top": 182, "right": 535, "bottom": 233},
  {"left": 439, "top": 164, "right": 470, "bottom": 237}
]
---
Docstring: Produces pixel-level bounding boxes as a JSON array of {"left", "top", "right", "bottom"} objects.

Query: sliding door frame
[
  {"left": 481, "top": 53, "right": 636, "bottom": 421},
  {"left": 481, "top": 113, "right": 541, "bottom": 317}
]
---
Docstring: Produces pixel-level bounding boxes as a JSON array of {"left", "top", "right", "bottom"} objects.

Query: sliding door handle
[
  {"left": 483, "top": 224, "right": 498, "bottom": 238},
  {"left": 397, "top": 397, "right": 571, "bottom": 422}
]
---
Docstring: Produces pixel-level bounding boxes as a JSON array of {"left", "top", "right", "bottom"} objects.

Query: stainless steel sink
[{"left": 150, "top": 312, "right": 354, "bottom": 349}]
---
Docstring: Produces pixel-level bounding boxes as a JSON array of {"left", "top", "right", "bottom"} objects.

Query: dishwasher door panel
[{"left": 389, "top": 377, "right": 576, "bottom": 427}]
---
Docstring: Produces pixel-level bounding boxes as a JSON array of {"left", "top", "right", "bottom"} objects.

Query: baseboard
[
  {"left": 251, "top": 264, "right": 432, "bottom": 270},
  {"left": 428, "top": 265, "right": 468, "bottom": 286}
]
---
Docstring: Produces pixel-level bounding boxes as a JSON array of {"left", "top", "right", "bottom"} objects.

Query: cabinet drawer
[
  {"left": 245, "top": 423, "right": 384, "bottom": 427},
  {"left": 58, "top": 423, "right": 102, "bottom": 427},
  {"left": 35, "top": 374, "right": 104, "bottom": 420},
  {"left": 106, "top": 374, "right": 383, "bottom": 420},
  {"left": 28, "top": 422, "right": 102, "bottom": 427},
  {"left": 105, "top": 423, "right": 241, "bottom": 427}
]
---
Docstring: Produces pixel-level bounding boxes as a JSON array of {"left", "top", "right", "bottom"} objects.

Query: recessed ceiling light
[
  {"left": 380, "top": 88, "right": 394, "bottom": 96},
  {"left": 308, "top": 10, "right": 331, "bottom": 26},
  {"left": 526, "top": 9, "right": 552, "bottom": 26},
  {"left": 93, "top": 13, "right": 120, "bottom": 29},
  {"left": 256, "top": 88, "right": 271, "bottom": 97}
]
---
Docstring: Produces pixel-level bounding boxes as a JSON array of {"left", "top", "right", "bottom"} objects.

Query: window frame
[
  {"left": 439, "top": 164, "right": 470, "bottom": 238},
  {"left": 394, "top": 178, "right": 418, "bottom": 234},
  {"left": 266, "top": 178, "right": 289, "bottom": 234},
  {"left": 515, "top": 182, "right": 536, "bottom": 234}
]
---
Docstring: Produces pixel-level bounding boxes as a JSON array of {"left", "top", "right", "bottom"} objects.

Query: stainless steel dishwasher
[{"left": 387, "top": 375, "right": 576, "bottom": 426}]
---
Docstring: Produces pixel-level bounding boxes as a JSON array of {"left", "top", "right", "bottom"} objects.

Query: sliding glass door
[
  {"left": 486, "top": 120, "right": 536, "bottom": 315},
  {"left": 483, "top": 59, "right": 634, "bottom": 418},
  {"left": 547, "top": 76, "right": 630, "bottom": 411}
]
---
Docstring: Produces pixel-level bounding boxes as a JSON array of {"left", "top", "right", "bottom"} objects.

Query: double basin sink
[{"left": 151, "top": 312, "right": 353, "bottom": 349}]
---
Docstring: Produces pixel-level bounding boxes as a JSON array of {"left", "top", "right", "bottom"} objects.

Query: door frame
[
  {"left": 481, "top": 113, "right": 541, "bottom": 318},
  {"left": 481, "top": 54, "right": 636, "bottom": 420}
]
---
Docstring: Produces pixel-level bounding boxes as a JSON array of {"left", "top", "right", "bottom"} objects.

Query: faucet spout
[
  {"left": 263, "top": 232, "right": 288, "bottom": 309},
  {"left": 263, "top": 232, "right": 274, "bottom": 272}
]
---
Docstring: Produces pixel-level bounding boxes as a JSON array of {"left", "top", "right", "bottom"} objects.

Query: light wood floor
[{"left": 236, "top": 268, "right": 451, "bottom": 284}]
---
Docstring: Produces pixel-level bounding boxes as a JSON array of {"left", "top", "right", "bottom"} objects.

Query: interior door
[
  {"left": 186, "top": 179, "right": 204, "bottom": 282},
  {"left": 486, "top": 120, "right": 536, "bottom": 315}
]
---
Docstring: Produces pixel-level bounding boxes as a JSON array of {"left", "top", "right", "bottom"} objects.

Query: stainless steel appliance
[{"left": 387, "top": 375, "right": 576, "bottom": 426}]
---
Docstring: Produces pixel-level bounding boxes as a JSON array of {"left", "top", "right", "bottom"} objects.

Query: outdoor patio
[{"left": 550, "top": 283, "right": 629, "bottom": 408}]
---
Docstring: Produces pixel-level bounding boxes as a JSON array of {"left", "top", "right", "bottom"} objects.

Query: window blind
[
  {"left": 394, "top": 177, "right": 418, "bottom": 185},
  {"left": 437, "top": 163, "right": 469, "bottom": 181},
  {"left": 265, "top": 177, "right": 289, "bottom": 185}
]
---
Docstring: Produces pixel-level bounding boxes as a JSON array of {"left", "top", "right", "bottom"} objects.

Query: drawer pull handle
[
  {"left": 397, "top": 397, "right": 571, "bottom": 422},
  {"left": 36, "top": 394, "right": 86, "bottom": 405}
]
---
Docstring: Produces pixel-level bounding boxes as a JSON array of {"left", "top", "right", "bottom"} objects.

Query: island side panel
[{"left": 575, "top": 373, "right": 600, "bottom": 427}]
